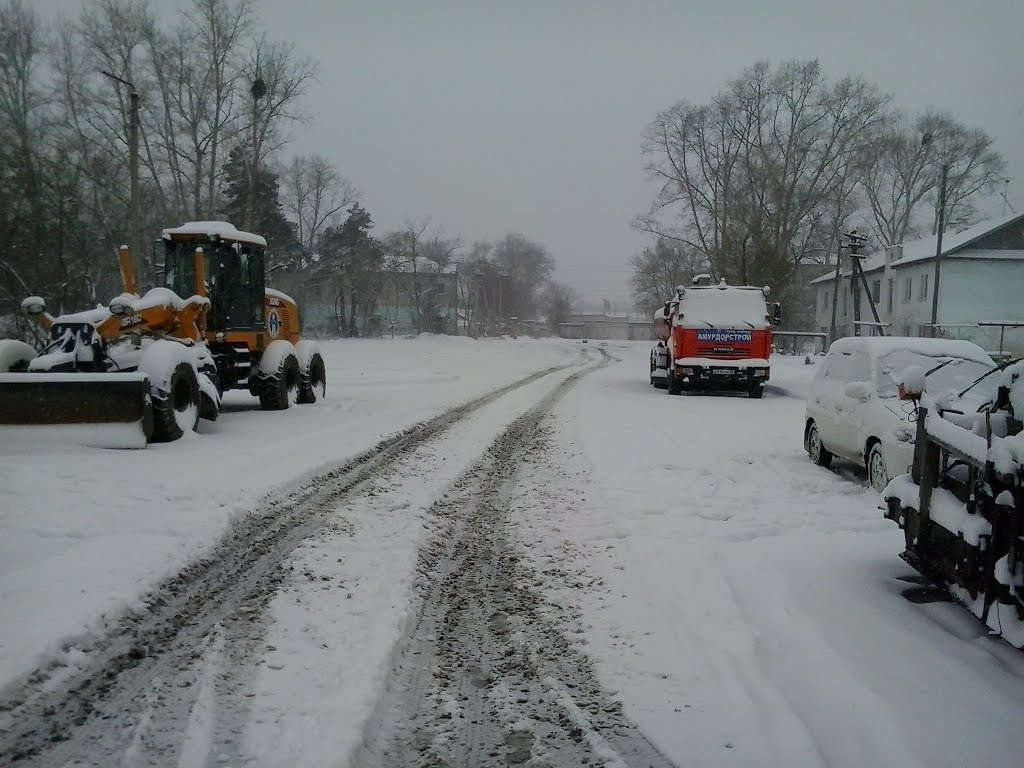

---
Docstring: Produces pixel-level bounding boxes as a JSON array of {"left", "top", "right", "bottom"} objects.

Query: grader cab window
[{"left": 164, "top": 239, "right": 265, "bottom": 330}]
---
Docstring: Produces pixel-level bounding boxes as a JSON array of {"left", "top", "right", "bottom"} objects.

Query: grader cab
[{"left": 0, "top": 222, "right": 326, "bottom": 447}]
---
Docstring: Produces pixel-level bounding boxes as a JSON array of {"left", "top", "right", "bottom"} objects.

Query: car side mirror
[{"left": 844, "top": 381, "right": 873, "bottom": 402}]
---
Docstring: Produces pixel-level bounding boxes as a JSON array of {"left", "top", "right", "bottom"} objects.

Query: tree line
[
  {"left": 0, "top": 0, "right": 574, "bottom": 339},
  {"left": 632, "top": 58, "right": 1007, "bottom": 318}
]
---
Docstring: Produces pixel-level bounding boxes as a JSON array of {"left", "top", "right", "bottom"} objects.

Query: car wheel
[
  {"left": 807, "top": 422, "right": 832, "bottom": 467},
  {"left": 868, "top": 442, "right": 889, "bottom": 492}
]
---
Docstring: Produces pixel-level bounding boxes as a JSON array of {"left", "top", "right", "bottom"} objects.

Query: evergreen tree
[
  {"left": 220, "top": 146, "right": 297, "bottom": 265},
  {"left": 318, "top": 204, "right": 384, "bottom": 335}
]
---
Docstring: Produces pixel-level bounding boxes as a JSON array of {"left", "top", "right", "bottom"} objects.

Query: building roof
[{"left": 810, "top": 212, "right": 1024, "bottom": 286}]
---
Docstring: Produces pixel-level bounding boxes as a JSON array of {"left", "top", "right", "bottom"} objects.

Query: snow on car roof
[
  {"left": 828, "top": 335, "right": 994, "bottom": 364},
  {"left": 674, "top": 285, "right": 768, "bottom": 329},
  {"left": 162, "top": 221, "right": 267, "bottom": 247}
]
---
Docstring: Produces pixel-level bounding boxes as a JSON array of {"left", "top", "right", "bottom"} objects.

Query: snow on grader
[
  {"left": 0, "top": 222, "right": 326, "bottom": 447},
  {"left": 883, "top": 361, "right": 1024, "bottom": 647}
]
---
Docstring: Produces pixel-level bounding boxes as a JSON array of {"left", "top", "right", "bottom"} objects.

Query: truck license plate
[{"left": 712, "top": 368, "right": 732, "bottom": 375}]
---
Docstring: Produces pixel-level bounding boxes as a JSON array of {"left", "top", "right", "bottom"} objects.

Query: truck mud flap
[{"left": 0, "top": 372, "right": 154, "bottom": 448}]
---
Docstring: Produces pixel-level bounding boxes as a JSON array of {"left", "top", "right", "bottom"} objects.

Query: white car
[{"left": 804, "top": 336, "right": 996, "bottom": 491}]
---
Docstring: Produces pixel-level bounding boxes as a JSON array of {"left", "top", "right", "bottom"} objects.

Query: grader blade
[{"left": 0, "top": 372, "right": 154, "bottom": 448}]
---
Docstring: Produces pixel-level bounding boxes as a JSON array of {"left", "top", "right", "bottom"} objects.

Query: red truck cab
[{"left": 657, "top": 275, "right": 781, "bottom": 399}]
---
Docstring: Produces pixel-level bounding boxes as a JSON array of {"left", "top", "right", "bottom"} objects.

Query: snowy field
[{"left": 2, "top": 338, "right": 1023, "bottom": 767}]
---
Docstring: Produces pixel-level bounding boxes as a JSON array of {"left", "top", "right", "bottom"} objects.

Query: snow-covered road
[
  {"left": 1, "top": 338, "right": 1022, "bottom": 767},
  {"left": 514, "top": 343, "right": 1024, "bottom": 768}
]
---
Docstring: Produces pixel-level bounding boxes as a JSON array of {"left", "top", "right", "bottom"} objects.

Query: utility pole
[
  {"left": 827, "top": 238, "right": 843, "bottom": 344},
  {"left": 102, "top": 71, "right": 141, "bottom": 288},
  {"left": 844, "top": 231, "right": 883, "bottom": 336},
  {"left": 930, "top": 162, "right": 948, "bottom": 337}
]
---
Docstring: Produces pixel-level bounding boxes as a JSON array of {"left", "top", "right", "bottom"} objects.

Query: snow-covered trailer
[{"left": 883, "top": 361, "right": 1024, "bottom": 647}]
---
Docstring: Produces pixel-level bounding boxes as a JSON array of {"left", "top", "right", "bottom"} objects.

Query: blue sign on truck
[{"left": 696, "top": 329, "right": 752, "bottom": 343}]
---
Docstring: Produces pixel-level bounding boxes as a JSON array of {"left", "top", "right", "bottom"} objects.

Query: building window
[
  {"left": 903, "top": 276, "right": 912, "bottom": 303},
  {"left": 824, "top": 290, "right": 830, "bottom": 310},
  {"left": 887, "top": 278, "right": 894, "bottom": 314},
  {"left": 871, "top": 280, "right": 881, "bottom": 304},
  {"left": 842, "top": 285, "right": 848, "bottom": 317},
  {"left": 919, "top": 273, "right": 929, "bottom": 301}
]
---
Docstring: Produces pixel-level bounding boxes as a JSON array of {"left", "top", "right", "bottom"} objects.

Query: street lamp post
[{"left": 101, "top": 70, "right": 141, "bottom": 283}]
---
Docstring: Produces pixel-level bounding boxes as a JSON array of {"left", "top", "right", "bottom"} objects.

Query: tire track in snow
[
  {"left": 352, "top": 354, "right": 677, "bottom": 768},
  {"left": 0, "top": 359, "right": 591, "bottom": 767}
]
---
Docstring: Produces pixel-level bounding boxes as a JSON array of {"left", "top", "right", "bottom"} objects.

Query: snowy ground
[
  {"left": 512, "top": 345, "right": 1024, "bottom": 767},
  {"left": 0, "top": 335, "right": 569, "bottom": 689},
  {"left": 2, "top": 339, "right": 1022, "bottom": 767}
]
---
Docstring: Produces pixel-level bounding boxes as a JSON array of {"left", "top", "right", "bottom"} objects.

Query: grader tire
[
  {"left": 259, "top": 353, "right": 301, "bottom": 411},
  {"left": 151, "top": 362, "right": 201, "bottom": 443},
  {"left": 297, "top": 352, "right": 326, "bottom": 404}
]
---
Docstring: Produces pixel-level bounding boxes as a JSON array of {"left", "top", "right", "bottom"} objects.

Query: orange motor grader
[{"left": 0, "top": 222, "right": 326, "bottom": 446}]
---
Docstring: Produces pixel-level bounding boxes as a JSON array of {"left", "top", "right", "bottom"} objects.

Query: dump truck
[
  {"left": 883, "top": 359, "right": 1024, "bottom": 647},
  {"left": 651, "top": 275, "right": 781, "bottom": 398},
  {"left": 0, "top": 221, "right": 326, "bottom": 447}
]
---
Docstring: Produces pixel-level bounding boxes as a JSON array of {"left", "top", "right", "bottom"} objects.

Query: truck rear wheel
[
  {"left": 297, "top": 352, "right": 326, "bottom": 404},
  {"left": 259, "top": 353, "right": 301, "bottom": 410},
  {"left": 667, "top": 370, "right": 684, "bottom": 395}
]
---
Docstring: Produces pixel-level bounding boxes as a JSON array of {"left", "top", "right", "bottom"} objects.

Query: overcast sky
[{"left": 38, "top": 0, "right": 1024, "bottom": 311}]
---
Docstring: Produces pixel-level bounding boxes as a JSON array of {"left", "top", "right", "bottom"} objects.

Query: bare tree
[
  {"left": 859, "top": 110, "right": 1005, "bottom": 247},
  {"left": 642, "top": 59, "right": 889, "bottom": 297},
  {"left": 490, "top": 233, "right": 554, "bottom": 321},
  {"left": 923, "top": 112, "right": 1006, "bottom": 234},
  {"left": 629, "top": 238, "right": 708, "bottom": 315},
  {"left": 540, "top": 282, "right": 577, "bottom": 333},
  {"left": 239, "top": 36, "right": 315, "bottom": 230},
  {"left": 280, "top": 153, "right": 357, "bottom": 254},
  {"left": 144, "top": 0, "right": 255, "bottom": 219},
  {"left": 383, "top": 220, "right": 464, "bottom": 334}
]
